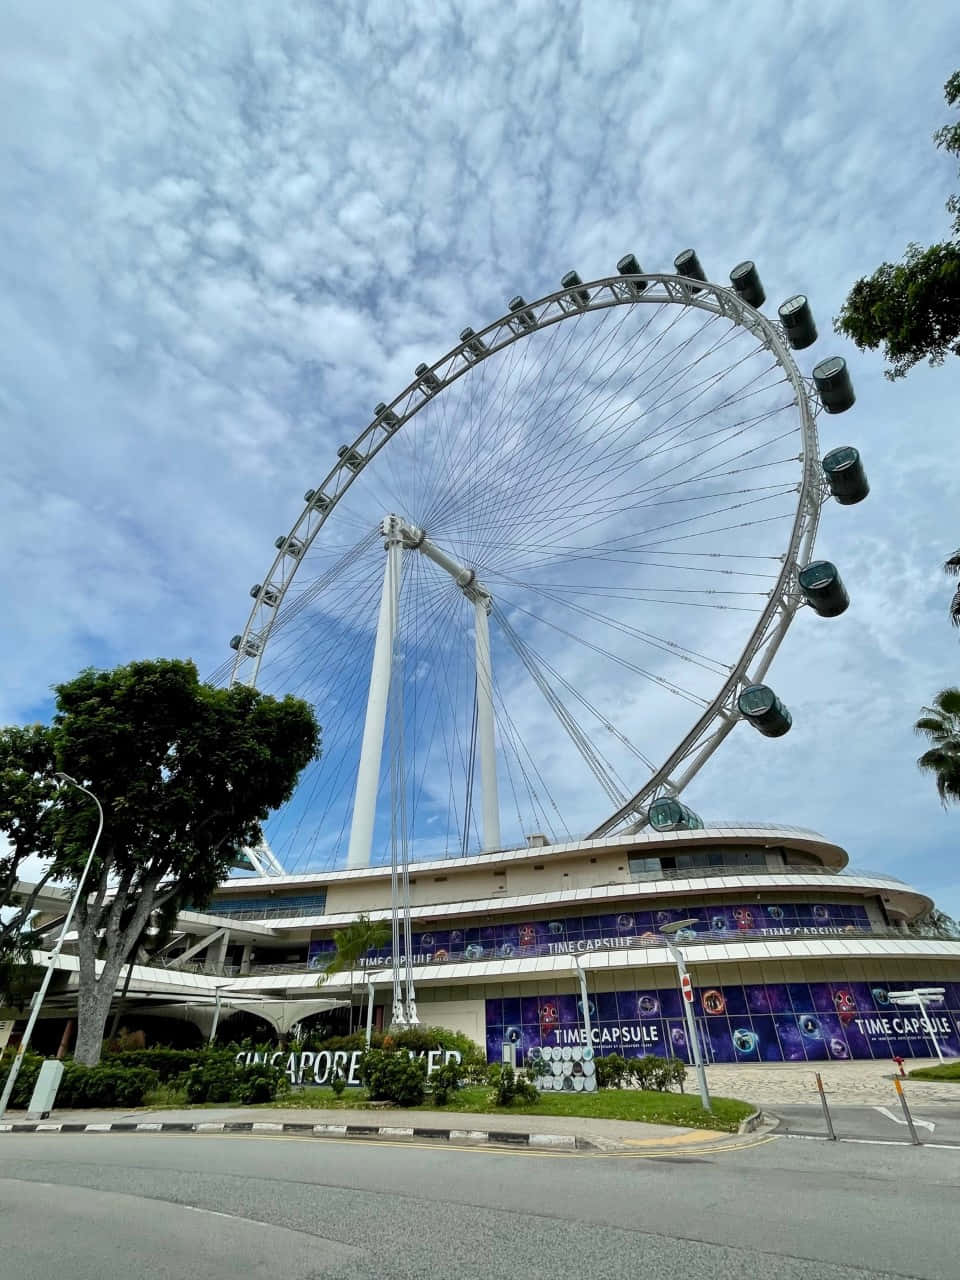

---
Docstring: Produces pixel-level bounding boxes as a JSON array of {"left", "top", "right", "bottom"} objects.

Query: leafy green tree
[
  {"left": 0, "top": 725, "right": 65, "bottom": 1004},
  {"left": 835, "top": 71, "right": 960, "bottom": 379},
  {"left": 915, "top": 687, "right": 960, "bottom": 806},
  {"left": 0, "top": 658, "right": 319, "bottom": 1065},
  {"left": 316, "top": 913, "right": 390, "bottom": 1032}
]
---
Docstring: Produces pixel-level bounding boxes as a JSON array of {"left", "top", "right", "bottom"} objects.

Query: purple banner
[
  {"left": 485, "top": 979, "right": 960, "bottom": 1065},
  {"left": 308, "top": 901, "right": 872, "bottom": 970}
]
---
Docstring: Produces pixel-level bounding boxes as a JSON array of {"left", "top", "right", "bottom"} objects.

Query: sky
[{"left": 2, "top": 1, "right": 959, "bottom": 916}]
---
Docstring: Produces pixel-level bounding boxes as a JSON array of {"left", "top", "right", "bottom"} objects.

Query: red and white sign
[{"left": 681, "top": 973, "right": 694, "bottom": 1004}]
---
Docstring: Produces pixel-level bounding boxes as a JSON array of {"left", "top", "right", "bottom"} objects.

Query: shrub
[
  {"left": 237, "top": 1062, "right": 287, "bottom": 1105},
  {"left": 330, "top": 1070, "right": 347, "bottom": 1098},
  {"left": 359, "top": 1049, "right": 427, "bottom": 1106},
  {"left": 492, "top": 1065, "right": 539, "bottom": 1107},
  {"left": 102, "top": 1047, "right": 202, "bottom": 1082},
  {"left": 594, "top": 1053, "right": 629, "bottom": 1089},
  {"left": 0, "top": 1052, "right": 158, "bottom": 1109},
  {"left": 182, "top": 1051, "right": 242, "bottom": 1104},
  {"left": 628, "top": 1055, "right": 686, "bottom": 1092},
  {"left": 429, "top": 1059, "right": 464, "bottom": 1106}
]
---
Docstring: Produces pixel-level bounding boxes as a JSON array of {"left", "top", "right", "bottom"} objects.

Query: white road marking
[{"left": 874, "top": 1106, "right": 936, "bottom": 1132}]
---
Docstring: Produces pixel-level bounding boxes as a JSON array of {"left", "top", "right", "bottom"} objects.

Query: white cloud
[{"left": 2, "top": 0, "right": 959, "bottom": 918}]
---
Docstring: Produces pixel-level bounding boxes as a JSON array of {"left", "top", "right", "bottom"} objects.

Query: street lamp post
[
  {"left": 660, "top": 919, "right": 711, "bottom": 1112},
  {"left": 0, "top": 773, "right": 105, "bottom": 1121},
  {"left": 572, "top": 956, "right": 593, "bottom": 1052}
]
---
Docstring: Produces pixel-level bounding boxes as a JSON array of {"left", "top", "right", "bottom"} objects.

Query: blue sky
[{"left": 2, "top": 2, "right": 959, "bottom": 915}]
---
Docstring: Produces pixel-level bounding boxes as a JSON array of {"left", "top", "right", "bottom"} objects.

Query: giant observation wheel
[{"left": 215, "top": 252, "right": 867, "bottom": 899}]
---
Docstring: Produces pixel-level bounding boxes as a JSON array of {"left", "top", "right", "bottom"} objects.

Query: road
[
  {"left": 2, "top": 1131, "right": 959, "bottom": 1279},
  {"left": 772, "top": 1102, "right": 960, "bottom": 1145}
]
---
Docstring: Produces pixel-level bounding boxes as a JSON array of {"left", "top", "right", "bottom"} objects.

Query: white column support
[
  {"left": 473, "top": 596, "right": 501, "bottom": 851},
  {"left": 347, "top": 517, "right": 403, "bottom": 870},
  {"left": 348, "top": 514, "right": 502, "bottom": 869}
]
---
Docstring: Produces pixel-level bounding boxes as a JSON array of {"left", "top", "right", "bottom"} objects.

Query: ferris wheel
[{"left": 217, "top": 253, "right": 868, "bottom": 887}]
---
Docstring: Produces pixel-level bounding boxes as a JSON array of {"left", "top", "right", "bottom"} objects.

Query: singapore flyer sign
[{"left": 236, "top": 1047, "right": 462, "bottom": 1087}]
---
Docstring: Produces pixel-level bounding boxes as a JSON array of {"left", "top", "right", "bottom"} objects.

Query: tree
[
  {"left": 316, "top": 913, "right": 390, "bottom": 1032},
  {"left": 0, "top": 725, "right": 65, "bottom": 1005},
  {"left": 0, "top": 658, "right": 319, "bottom": 1065},
  {"left": 915, "top": 687, "right": 960, "bottom": 806},
  {"left": 908, "top": 907, "right": 960, "bottom": 940},
  {"left": 835, "top": 71, "right": 960, "bottom": 379}
]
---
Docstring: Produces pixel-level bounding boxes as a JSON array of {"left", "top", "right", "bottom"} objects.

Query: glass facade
[{"left": 485, "top": 980, "right": 960, "bottom": 1066}]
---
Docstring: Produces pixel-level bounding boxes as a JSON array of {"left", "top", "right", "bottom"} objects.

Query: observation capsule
[
  {"left": 617, "top": 253, "right": 648, "bottom": 296},
  {"left": 274, "top": 535, "right": 304, "bottom": 557},
  {"left": 730, "top": 260, "right": 766, "bottom": 307},
  {"left": 337, "top": 445, "right": 364, "bottom": 471},
  {"left": 674, "top": 249, "right": 706, "bottom": 290},
  {"left": 813, "top": 356, "right": 855, "bottom": 414},
  {"left": 374, "top": 402, "right": 400, "bottom": 428},
  {"left": 303, "top": 489, "right": 332, "bottom": 511},
  {"left": 778, "top": 294, "right": 818, "bottom": 350},
  {"left": 561, "top": 270, "right": 591, "bottom": 306},
  {"left": 508, "top": 295, "right": 536, "bottom": 329},
  {"left": 798, "top": 560, "right": 849, "bottom": 617},
  {"left": 737, "top": 684, "right": 792, "bottom": 737},
  {"left": 229, "top": 633, "right": 262, "bottom": 657},
  {"left": 415, "top": 362, "right": 441, "bottom": 393},
  {"left": 822, "top": 445, "right": 869, "bottom": 505},
  {"left": 459, "top": 327, "right": 488, "bottom": 358},
  {"left": 648, "top": 797, "right": 705, "bottom": 832}
]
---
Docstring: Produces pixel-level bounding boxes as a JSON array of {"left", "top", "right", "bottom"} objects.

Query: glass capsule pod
[
  {"left": 730, "top": 260, "right": 765, "bottom": 307},
  {"left": 737, "top": 684, "right": 792, "bottom": 737},
  {"left": 674, "top": 248, "right": 706, "bottom": 289},
  {"left": 778, "top": 294, "right": 818, "bottom": 349},
  {"left": 798, "top": 560, "right": 849, "bottom": 617},
  {"left": 648, "top": 797, "right": 705, "bottom": 831},
  {"left": 617, "top": 253, "right": 648, "bottom": 296},
  {"left": 822, "top": 445, "right": 869, "bottom": 504},
  {"left": 813, "top": 356, "right": 855, "bottom": 413}
]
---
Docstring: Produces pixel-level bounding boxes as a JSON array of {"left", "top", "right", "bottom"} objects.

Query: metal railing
[{"left": 161, "top": 923, "right": 952, "bottom": 980}]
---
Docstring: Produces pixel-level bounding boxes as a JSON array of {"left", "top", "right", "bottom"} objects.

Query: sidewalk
[
  {"left": 0, "top": 1102, "right": 766, "bottom": 1154},
  {"left": 704, "top": 1059, "right": 959, "bottom": 1106}
]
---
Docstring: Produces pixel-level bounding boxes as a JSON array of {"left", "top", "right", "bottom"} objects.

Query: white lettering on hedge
[{"left": 234, "top": 1047, "right": 463, "bottom": 1086}]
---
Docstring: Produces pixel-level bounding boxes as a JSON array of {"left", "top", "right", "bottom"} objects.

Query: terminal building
[{"left": 154, "top": 820, "right": 960, "bottom": 1067}]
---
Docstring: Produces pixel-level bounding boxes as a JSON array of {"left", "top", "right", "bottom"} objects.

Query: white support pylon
[
  {"left": 347, "top": 516, "right": 403, "bottom": 871},
  {"left": 473, "top": 595, "right": 501, "bottom": 851}
]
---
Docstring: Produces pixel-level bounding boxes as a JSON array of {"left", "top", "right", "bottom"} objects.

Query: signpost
[{"left": 660, "top": 919, "right": 711, "bottom": 1112}]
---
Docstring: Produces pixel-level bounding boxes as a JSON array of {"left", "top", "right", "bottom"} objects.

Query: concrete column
[
  {"left": 205, "top": 929, "right": 230, "bottom": 974},
  {"left": 240, "top": 944, "right": 252, "bottom": 975}
]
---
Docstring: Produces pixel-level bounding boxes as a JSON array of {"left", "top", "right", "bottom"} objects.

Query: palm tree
[
  {"left": 315, "top": 913, "right": 390, "bottom": 1032},
  {"left": 915, "top": 687, "right": 960, "bottom": 805},
  {"left": 946, "top": 550, "right": 960, "bottom": 627}
]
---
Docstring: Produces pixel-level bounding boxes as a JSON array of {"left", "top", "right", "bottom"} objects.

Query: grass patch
[
  {"left": 908, "top": 1062, "right": 960, "bottom": 1082},
  {"left": 264, "top": 1085, "right": 753, "bottom": 1133},
  {"left": 142, "top": 1083, "right": 189, "bottom": 1108}
]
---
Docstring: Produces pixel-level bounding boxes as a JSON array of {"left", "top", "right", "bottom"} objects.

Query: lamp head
[
  {"left": 659, "top": 918, "right": 700, "bottom": 935},
  {"left": 53, "top": 771, "right": 78, "bottom": 786}
]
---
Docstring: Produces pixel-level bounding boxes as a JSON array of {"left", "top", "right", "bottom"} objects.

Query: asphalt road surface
[
  {"left": 2, "top": 1131, "right": 959, "bottom": 1280},
  {"left": 772, "top": 1102, "right": 960, "bottom": 1145}
]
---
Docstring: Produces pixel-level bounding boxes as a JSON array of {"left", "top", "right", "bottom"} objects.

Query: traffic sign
[{"left": 681, "top": 973, "right": 694, "bottom": 1003}]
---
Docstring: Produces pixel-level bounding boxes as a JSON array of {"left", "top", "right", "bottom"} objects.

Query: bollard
[
  {"left": 815, "top": 1072, "right": 837, "bottom": 1140},
  {"left": 893, "top": 1077, "right": 921, "bottom": 1146}
]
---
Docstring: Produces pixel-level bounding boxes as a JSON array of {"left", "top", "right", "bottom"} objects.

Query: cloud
[{"left": 2, "top": 0, "right": 959, "bottom": 918}]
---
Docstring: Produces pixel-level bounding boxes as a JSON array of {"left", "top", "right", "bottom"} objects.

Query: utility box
[
  {"left": 501, "top": 1042, "right": 517, "bottom": 1070},
  {"left": 27, "top": 1058, "right": 64, "bottom": 1120}
]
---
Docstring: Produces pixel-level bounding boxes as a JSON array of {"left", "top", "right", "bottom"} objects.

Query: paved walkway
[{"left": 705, "top": 1058, "right": 958, "bottom": 1105}]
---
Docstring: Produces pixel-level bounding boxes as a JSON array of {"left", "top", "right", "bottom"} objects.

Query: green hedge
[
  {"left": 0, "top": 1052, "right": 158, "bottom": 1109},
  {"left": 102, "top": 1047, "right": 202, "bottom": 1082}
]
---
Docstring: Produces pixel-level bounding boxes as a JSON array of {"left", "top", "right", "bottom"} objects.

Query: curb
[
  {"left": 0, "top": 1119, "right": 587, "bottom": 1151},
  {"left": 737, "top": 1109, "right": 766, "bottom": 1135}
]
